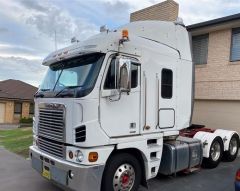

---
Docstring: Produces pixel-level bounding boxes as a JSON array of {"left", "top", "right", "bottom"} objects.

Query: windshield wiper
[
  {"left": 53, "top": 64, "right": 64, "bottom": 91},
  {"left": 34, "top": 89, "right": 51, "bottom": 98},
  {"left": 55, "top": 86, "right": 82, "bottom": 97}
]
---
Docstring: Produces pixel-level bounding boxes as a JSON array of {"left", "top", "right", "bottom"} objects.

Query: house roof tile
[{"left": 0, "top": 79, "right": 37, "bottom": 101}]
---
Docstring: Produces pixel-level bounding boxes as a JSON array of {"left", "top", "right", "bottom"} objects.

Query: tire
[
  {"left": 202, "top": 137, "right": 223, "bottom": 169},
  {"left": 101, "top": 153, "right": 142, "bottom": 191},
  {"left": 223, "top": 133, "right": 239, "bottom": 162}
]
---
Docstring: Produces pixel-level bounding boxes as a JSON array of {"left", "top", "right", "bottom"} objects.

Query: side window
[
  {"left": 161, "top": 69, "right": 173, "bottom": 99},
  {"left": 104, "top": 58, "right": 116, "bottom": 89},
  {"left": 131, "top": 63, "right": 138, "bottom": 89},
  {"left": 104, "top": 58, "right": 139, "bottom": 89}
]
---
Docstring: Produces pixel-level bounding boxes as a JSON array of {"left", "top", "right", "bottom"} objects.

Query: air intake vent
[{"left": 75, "top": 126, "right": 86, "bottom": 142}]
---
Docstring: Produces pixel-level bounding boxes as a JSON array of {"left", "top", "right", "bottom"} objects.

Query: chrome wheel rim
[
  {"left": 113, "top": 163, "right": 135, "bottom": 191},
  {"left": 211, "top": 141, "right": 221, "bottom": 161},
  {"left": 229, "top": 137, "right": 238, "bottom": 156}
]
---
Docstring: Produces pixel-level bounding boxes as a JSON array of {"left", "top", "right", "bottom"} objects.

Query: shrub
[{"left": 19, "top": 117, "right": 33, "bottom": 124}]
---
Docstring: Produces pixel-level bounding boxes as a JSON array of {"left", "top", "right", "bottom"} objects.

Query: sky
[{"left": 0, "top": 0, "right": 240, "bottom": 87}]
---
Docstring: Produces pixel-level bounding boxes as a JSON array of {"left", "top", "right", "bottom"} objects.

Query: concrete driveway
[
  {"left": 0, "top": 147, "right": 59, "bottom": 191},
  {"left": 0, "top": 147, "right": 238, "bottom": 191}
]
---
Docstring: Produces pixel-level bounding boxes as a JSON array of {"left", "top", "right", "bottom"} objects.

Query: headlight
[{"left": 75, "top": 150, "right": 84, "bottom": 162}]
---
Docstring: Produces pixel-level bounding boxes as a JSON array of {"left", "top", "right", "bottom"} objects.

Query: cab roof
[{"left": 42, "top": 21, "right": 191, "bottom": 66}]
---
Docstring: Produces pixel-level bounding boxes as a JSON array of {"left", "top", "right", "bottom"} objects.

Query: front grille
[
  {"left": 75, "top": 125, "right": 86, "bottom": 142},
  {"left": 38, "top": 106, "right": 65, "bottom": 142},
  {"left": 38, "top": 137, "right": 64, "bottom": 158}
]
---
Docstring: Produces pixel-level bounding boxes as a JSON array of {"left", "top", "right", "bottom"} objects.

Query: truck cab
[{"left": 30, "top": 20, "right": 239, "bottom": 191}]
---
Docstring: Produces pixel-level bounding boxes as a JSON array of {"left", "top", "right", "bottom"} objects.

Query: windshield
[{"left": 38, "top": 53, "right": 105, "bottom": 98}]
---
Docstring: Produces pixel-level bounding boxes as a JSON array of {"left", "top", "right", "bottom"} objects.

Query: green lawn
[{"left": 0, "top": 127, "right": 33, "bottom": 158}]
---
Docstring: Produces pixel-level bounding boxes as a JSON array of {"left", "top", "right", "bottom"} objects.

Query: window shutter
[
  {"left": 192, "top": 34, "right": 209, "bottom": 65},
  {"left": 231, "top": 28, "right": 240, "bottom": 62}
]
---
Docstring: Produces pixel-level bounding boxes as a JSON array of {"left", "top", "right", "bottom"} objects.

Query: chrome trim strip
[
  {"left": 156, "top": 73, "right": 160, "bottom": 129},
  {"left": 143, "top": 72, "right": 147, "bottom": 130}
]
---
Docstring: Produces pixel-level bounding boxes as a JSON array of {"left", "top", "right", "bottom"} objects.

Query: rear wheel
[
  {"left": 202, "top": 137, "right": 223, "bottom": 169},
  {"left": 223, "top": 133, "right": 239, "bottom": 162},
  {"left": 101, "top": 153, "right": 142, "bottom": 191}
]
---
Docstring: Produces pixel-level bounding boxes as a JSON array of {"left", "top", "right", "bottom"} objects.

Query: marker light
[
  {"left": 89, "top": 152, "right": 98, "bottom": 162},
  {"left": 122, "top": 29, "right": 129, "bottom": 39}
]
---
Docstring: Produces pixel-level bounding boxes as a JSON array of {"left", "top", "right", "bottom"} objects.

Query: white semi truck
[{"left": 30, "top": 20, "right": 239, "bottom": 191}]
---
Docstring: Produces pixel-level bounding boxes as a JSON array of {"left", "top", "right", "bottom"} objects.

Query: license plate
[{"left": 42, "top": 166, "right": 51, "bottom": 180}]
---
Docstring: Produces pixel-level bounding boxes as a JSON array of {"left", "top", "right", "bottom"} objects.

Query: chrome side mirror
[
  {"left": 106, "top": 57, "right": 131, "bottom": 102},
  {"left": 116, "top": 57, "right": 131, "bottom": 93}
]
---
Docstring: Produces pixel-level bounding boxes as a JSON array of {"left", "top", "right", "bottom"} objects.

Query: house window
[
  {"left": 161, "top": 69, "right": 173, "bottom": 99},
  {"left": 192, "top": 34, "right": 209, "bottom": 65},
  {"left": 14, "top": 102, "right": 22, "bottom": 114},
  {"left": 104, "top": 58, "right": 139, "bottom": 89},
  {"left": 231, "top": 28, "right": 240, "bottom": 62},
  {"left": 29, "top": 103, "right": 34, "bottom": 115}
]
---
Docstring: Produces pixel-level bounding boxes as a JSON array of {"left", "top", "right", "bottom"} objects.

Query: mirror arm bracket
[{"left": 108, "top": 90, "right": 122, "bottom": 102}]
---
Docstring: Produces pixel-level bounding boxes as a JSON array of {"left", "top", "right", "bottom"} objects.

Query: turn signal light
[
  {"left": 236, "top": 169, "right": 240, "bottom": 181},
  {"left": 89, "top": 152, "right": 98, "bottom": 162},
  {"left": 122, "top": 29, "right": 129, "bottom": 39}
]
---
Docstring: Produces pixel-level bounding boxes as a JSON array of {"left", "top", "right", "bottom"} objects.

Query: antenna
[
  {"left": 100, "top": 25, "right": 108, "bottom": 32},
  {"left": 71, "top": 37, "right": 79, "bottom": 43},
  {"left": 54, "top": 30, "right": 57, "bottom": 50}
]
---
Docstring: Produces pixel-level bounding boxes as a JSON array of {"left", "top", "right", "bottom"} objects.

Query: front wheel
[
  {"left": 202, "top": 137, "right": 223, "bottom": 169},
  {"left": 101, "top": 153, "right": 142, "bottom": 191}
]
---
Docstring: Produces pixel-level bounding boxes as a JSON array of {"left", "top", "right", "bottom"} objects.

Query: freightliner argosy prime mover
[{"left": 30, "top": 20, "right": 239, "bottom": 191}]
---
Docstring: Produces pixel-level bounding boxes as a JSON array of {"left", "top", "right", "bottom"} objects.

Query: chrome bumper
[{"left": 30, "top": 146, "right": 105, "bottom": 191}]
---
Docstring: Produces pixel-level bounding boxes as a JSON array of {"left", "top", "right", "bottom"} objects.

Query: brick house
[
  {"left": 188, "top": 14, "right": 240, "bottom": 133},
  {"left": 0, "top": 79, "right": 37, "bottom": 124},
  {"left": 130, "top": 0, "right": 240, "bottom": 132}
]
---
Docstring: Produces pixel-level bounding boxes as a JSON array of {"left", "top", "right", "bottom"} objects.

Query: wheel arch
[
  {"left": 214, "top": 129, "right": 239, "bottom": 151},
  {"left": 105, "top": 147, "right": 148, "bottom": 188},
  {"left": 194, "top": 131, "right": 224, "bottom": 158}
]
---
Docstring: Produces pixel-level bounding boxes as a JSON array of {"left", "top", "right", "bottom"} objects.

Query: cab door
[{"left": 100, "top": 56, "right": 140, "bottom": 137}]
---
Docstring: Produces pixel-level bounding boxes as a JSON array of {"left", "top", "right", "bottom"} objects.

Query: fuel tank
[{"left": 159, "top": 136, "right": 202, "bottom": 175}]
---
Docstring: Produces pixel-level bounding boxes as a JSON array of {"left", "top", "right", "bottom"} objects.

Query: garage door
[
  {"left": 0, "top": 103, "right": 5, "bottom": 123},
  {"left": 192, "top": 100, "right": 240, "bottom": 134}
]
